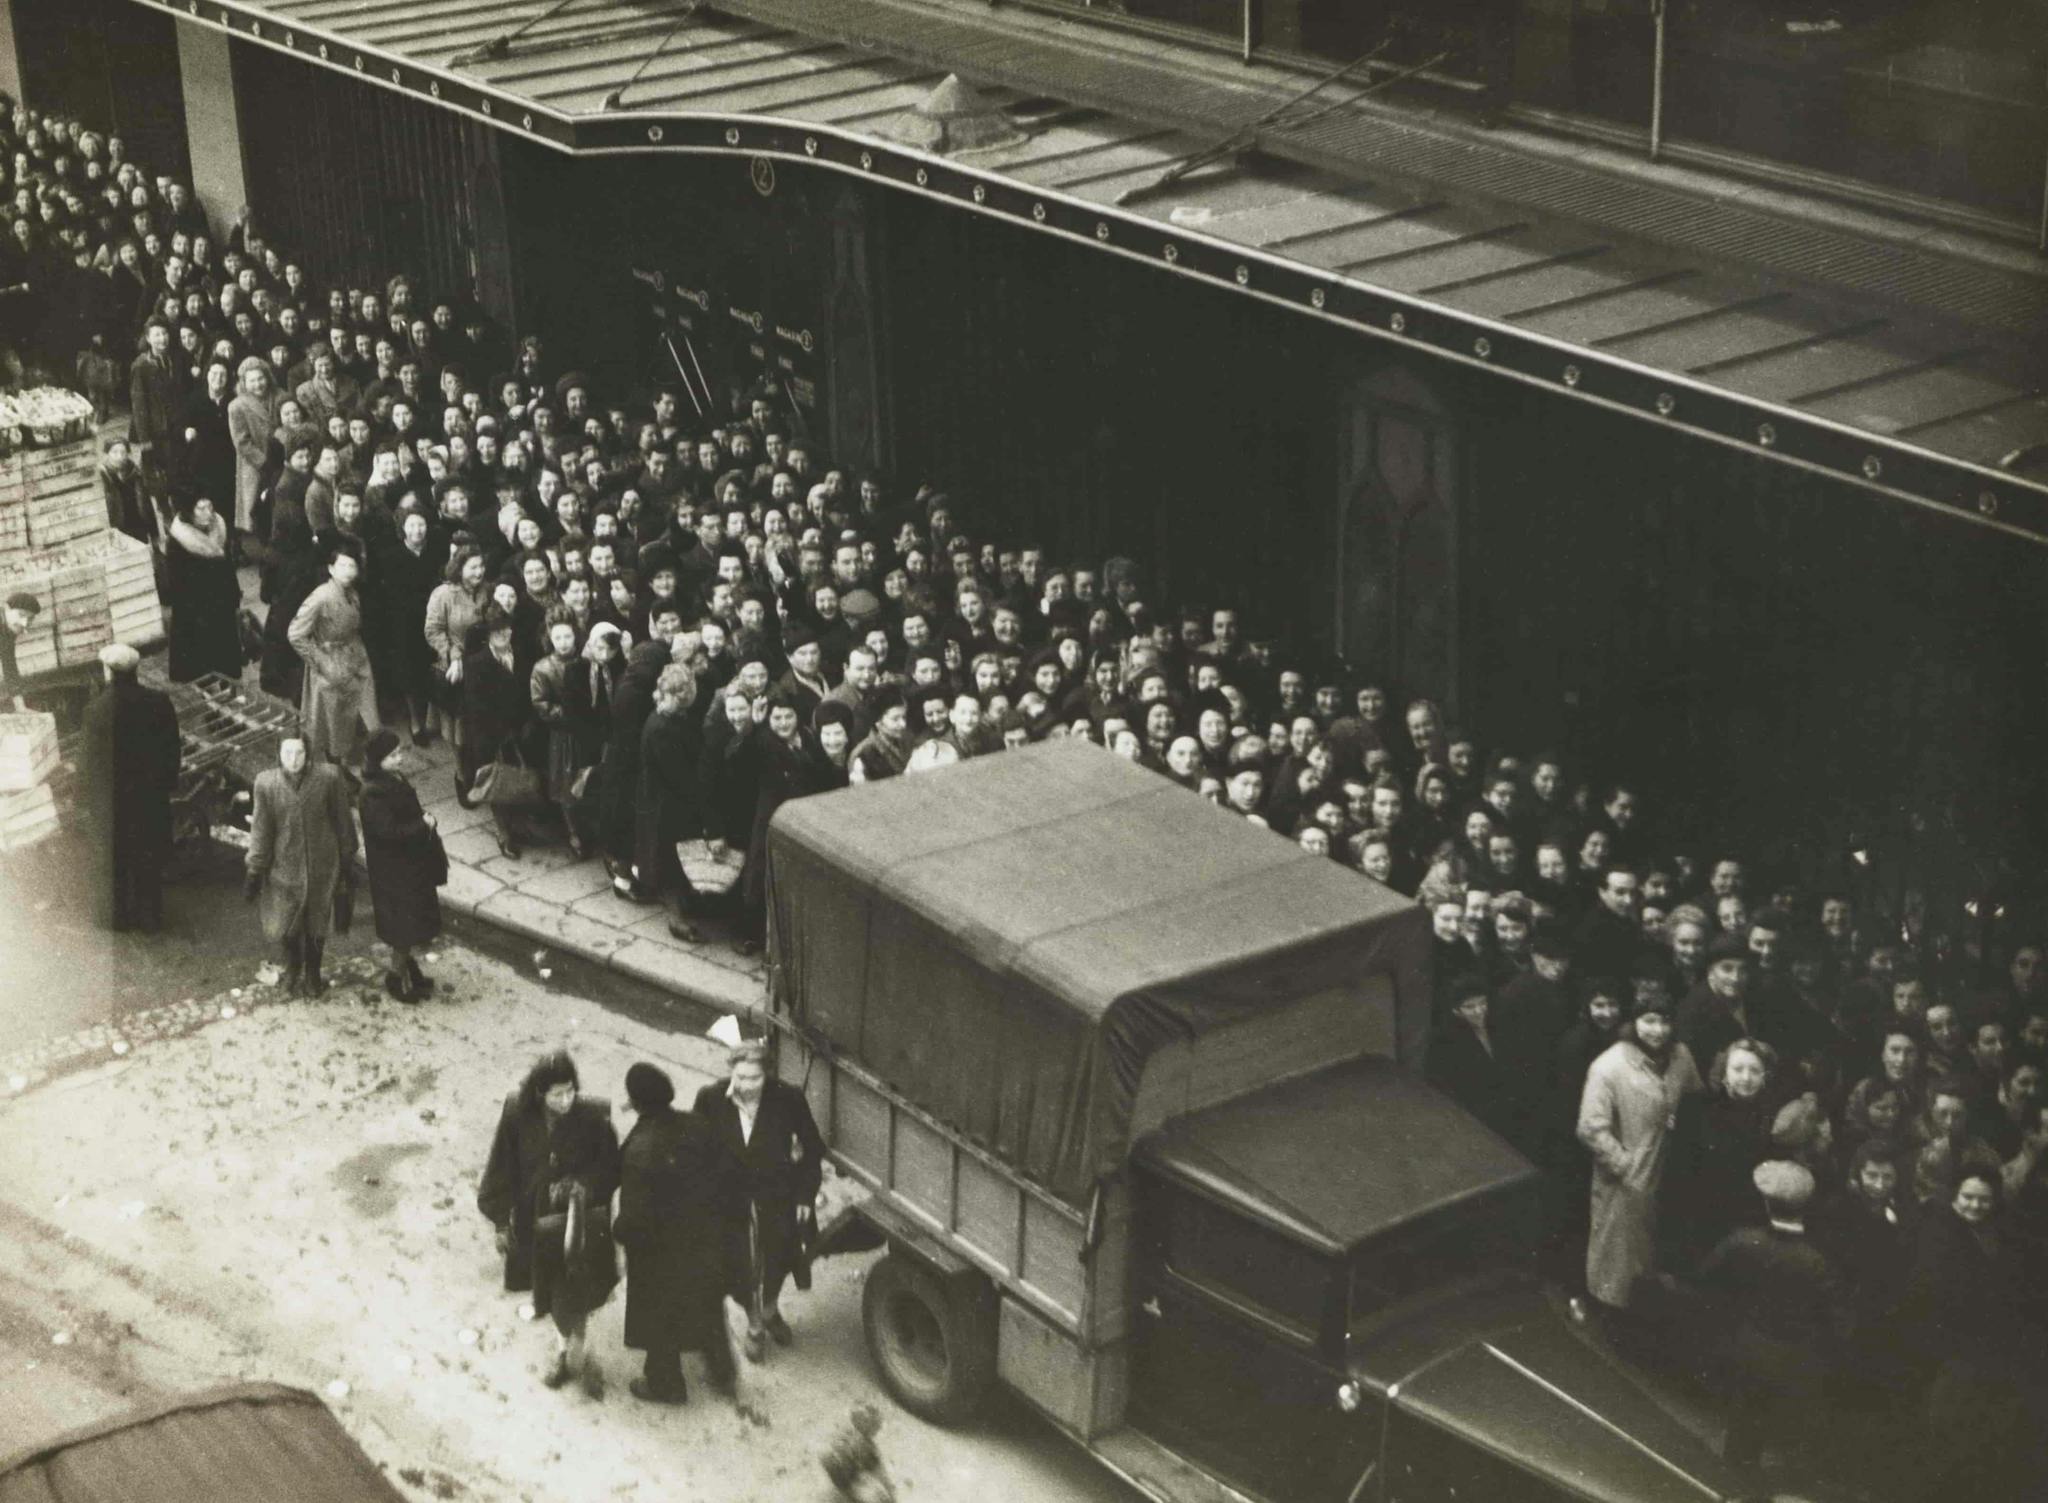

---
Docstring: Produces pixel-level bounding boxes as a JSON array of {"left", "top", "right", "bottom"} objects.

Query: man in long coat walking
[
  {"left": 616, "top": 1062, "right": 739, "bottom": 1405},
  {"left": 244, "top": 732, "right": 356, "bottom": 996},
  {"left": 81, "top": 643, "right": 180, "bottom": 932}
]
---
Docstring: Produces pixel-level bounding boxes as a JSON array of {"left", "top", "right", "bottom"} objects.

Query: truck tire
[{"left": 861, "top": 1250, "right": 997, "bottom": 1426}]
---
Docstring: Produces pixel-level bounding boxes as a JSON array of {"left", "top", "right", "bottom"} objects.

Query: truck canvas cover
[{"left": 766, "top": 740, "right": 1431, "bottom": 1203}]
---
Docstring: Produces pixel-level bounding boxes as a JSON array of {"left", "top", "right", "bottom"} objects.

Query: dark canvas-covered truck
[{"left": 764, "top": 740, "right": 1745, "bottom": 1503}]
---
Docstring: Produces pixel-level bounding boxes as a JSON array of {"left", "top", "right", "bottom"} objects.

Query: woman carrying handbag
[{"left": 461, "top": 607, "right": 538, "bottom": 859}]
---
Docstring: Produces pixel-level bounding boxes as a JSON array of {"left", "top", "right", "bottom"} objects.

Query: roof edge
[
  {"left": 133, "top": 0, "right": 2048, "bottom": 546},
  {"left": 0, "top": 1381, "right": 330, "bottom": 1478}
]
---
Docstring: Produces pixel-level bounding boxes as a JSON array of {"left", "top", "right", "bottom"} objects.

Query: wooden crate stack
[
  {"left": 0, "top": 710, "right": 60, "bottom": 852},
  {"left": 0, "top": 431, "right": 165, "bottom": 673}
]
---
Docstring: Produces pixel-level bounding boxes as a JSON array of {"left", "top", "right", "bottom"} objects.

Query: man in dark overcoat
[
  {"left": 244, "top": 732, "right": 356, "bottom": 996},
  {"left": 616, "top": 1062, "right": 739, "bottom": 1404},
  {"left": 602, "top": 638, "right": 668, "bottom": 896},
  {"left": 81, "top": 643, "right": 181, "bottom": 931},
  {"left": 693, "top": 1040, "right": 825, "bottom": 1361}
]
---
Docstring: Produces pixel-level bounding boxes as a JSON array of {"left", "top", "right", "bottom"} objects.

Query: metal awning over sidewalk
[{"left": 140, "top": 0, "right": 2048, "bottom": 542}]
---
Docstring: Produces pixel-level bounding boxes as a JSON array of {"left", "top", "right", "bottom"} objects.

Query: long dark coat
[
  {"left": 460, "top": 646, "right": 529, "bottom": 768},
  {"left": 173, "top": 385, "right": 236, "bottom": 512},
  {"left": 1670, "top": 1091, "right": 1776, "bottom": 1267},
  {"left": 358, "top": 768, "right": 444, "bottom": 949},
  {"left": 617, "top": 1106, "right": 737, "bottom": 1355},
  {"left": 692, "top": 1078, "right": 826, "bottom": 1309},
  {"left": 377, "top": 534, "right": 446, "bottom": 704},
  {"left": 81, "top": 677, "right": 181, "bottom": 930},
  {"left": 477, "top": 1095, "right": 620, "bottom": 1314},
  {"left": 601, "top": 644, "right": 666, "bottom": 864},
  {"left": 246, "top": 762, "right": 356, "bottom": 942},
  {"left": 738, "top": 727, "right": 832, "bottom": 912},
  {"left": 164, "top": 519, "right": 243, "bottom": 682},
  {"left": 699, "top": 711, "right": 759, "bottom": 848},
  {"left": 634, "top": 704, "right": 705, "bottom": 889}
]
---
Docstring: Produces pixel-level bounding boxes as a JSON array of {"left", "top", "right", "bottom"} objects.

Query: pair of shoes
[
  {"left": 541, "top": 1351, "right": 572, "bottom": 1388},
  {"left": 383, "top": 970, "right": 419, "bottom": 1004},
  {"left": 303, "top": 941, "right": 327, "bottom": 998},
  {"left": 614, "top": 878, "right": 652, "bottom": 904},
  {"left": 405, "top": 957, "right": 435, "bottom": 996},
  {"left": 667, "top": 918, "right": 705, "bottom": 945},
  {"left": 496, "top": 834, "right": 521, "bottom": 860},
  {"left": 580, "top": 1359, "right": 605, "bottom": 1401},
  {"left": 763, "top": 1311, "right": 793, "bottom": 1348},
  {"left": 628, "top": 1377, "right": 687, "bottom": 1406},
  {"left": 742, "top": 1328, "right": 766, "bottom": 1364}
]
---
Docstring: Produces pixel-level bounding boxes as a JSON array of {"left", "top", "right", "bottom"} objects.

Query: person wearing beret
[
  {"left": 616, "top": 1062, "right": 739, "bottom": 1405},
  {"left": 1677, "top": 935, "right": 1766, "bottom": 1078},
  {"left": 1691, "top": 1160, "right": 1846, "bottom": 1470},
  {"left": 357, "top": 727, "right": 444, "bottom": 1003}
]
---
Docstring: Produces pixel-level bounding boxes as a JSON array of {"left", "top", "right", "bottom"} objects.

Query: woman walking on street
[
  {"left": 357, "top": 728, "right": 444, "bottom": 1002},
  {"left": 476, "top": 1051, "right": 620, "bottom": 1397},
  {"left": 244, "top": 733, "right": 356, "bottom": 997}
]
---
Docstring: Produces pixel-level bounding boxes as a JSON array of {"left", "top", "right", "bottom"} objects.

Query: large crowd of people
[{"left": 5, "top": 93, "right": 2046, "bottom": 1491}]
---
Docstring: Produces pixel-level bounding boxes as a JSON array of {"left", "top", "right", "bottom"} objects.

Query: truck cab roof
[{"left": 1135, "top": 1057, "right": 1536, "bottom": 1257}]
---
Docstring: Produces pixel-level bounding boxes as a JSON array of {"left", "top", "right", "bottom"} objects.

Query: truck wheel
[{"left": 861, "top": 1250, "right": 996, "bottom": 1426}]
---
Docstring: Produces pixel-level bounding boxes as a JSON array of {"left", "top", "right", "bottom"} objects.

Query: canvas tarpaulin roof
[{"left": 766, "top": 739, "right": 1431, "bottom": 1203}]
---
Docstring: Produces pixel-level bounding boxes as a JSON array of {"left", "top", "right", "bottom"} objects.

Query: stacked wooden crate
[
  {"left": 0, "top": 427, "right": 165, "bottom": 672},
  {"left": 0, "top": 710, "right": 60, "bottom": 852}
]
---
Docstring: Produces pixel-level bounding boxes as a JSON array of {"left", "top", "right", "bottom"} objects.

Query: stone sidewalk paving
[{"left": 386, "top": 733, "right": 769, "bottom": 1020}]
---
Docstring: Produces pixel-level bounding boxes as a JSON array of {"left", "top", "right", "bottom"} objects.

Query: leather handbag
[{"left": 471, "top": 752, "right": 544, "bottom": 808}]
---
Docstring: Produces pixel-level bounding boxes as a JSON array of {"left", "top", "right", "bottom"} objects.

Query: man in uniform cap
[
  {"left": 1693, "top": 1159, "right": 1846, "bottom": 1471},
  {"left": 81, "top": 643, "right": 181, "bottom": 931}
]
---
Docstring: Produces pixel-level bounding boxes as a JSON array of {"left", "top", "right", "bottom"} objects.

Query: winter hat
[
  {"left": 1771, "top": 1097, "right": 1826, "bottom": 1155},
  {"left": 624, "top": 1062, "right": 674, "bottom": 1110},
  {"left": 363, "top": 727, "right": 401, "bottom": 771}
]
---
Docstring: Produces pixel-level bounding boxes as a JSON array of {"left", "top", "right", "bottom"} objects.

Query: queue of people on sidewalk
[
  {"left": 476, "top": 1040, "right": 825, "bottom": 1405},
  {"left": 9, "top": 94, "right": 2048, "bottom": 1490}
]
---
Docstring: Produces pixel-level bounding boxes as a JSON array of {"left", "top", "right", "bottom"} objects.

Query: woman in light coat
[
  {"left": 423, "top": 546, "right": 488, "bottom": 767},
  {"left": 225, "top": 355, "right": 280, "bottom": 535},
  {"left": 1577, "top": 995, "right": 1702, "bottom": 1312},
  {"left": 286, "top": 536, "right": 377, "bottom": 768}
]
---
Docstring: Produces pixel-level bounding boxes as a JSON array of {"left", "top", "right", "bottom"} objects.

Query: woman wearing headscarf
[
  {"left": 357, "top": 727, "right": 443, "bottom": 1002},
  {"left": 1577, "top": 989, "right": 1704, "bottom": 1319},
  {"left": 475, "top": 1050, "right": 620, "bottom": 1396},
  {"left": 163, "top": 493, "right": 241, "bottom": 682}
]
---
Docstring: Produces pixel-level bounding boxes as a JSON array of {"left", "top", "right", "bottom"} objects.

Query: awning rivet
[
  {"left": 354, "top": 54, "right": 364, "bottom": 71},
  {"left": 1163, "top": 243, "right": 1178, "bottom": 264},
  {"left": 724, "top": 127, "right": 739, "bottom": 145},
  {"left": 283, "top": 30, "right": 293, "bottom": 45},
  {"left": 248, "top": 20, "right": 260, "bottom": 36},
  {"left": 1978, "top": 491, "right": 2000, "bottom": 517},
  {"left": 805, "top": 137, "right": 818, "bottom": 156},
  {"left": 1757, "top": 422, "right": 1777, "bottom": 448},
  {"left": 1861, "top": 455, "right": 1883, "bottom": 480},
  {"left": 1096, "top": 222, "right": 1109, "bottom": 242},
  {"left": 480, "top": 99, "right": 492, "bottom": 115},
  {"left": 861, "top": 151, "right": 874, "bottom": 171},
  {"left": 1310, "top": 288, "right": 1326, "bottom": 309},
  {"left": 1473, "top": 336, "right": 1491, "bottom": 358},
  {"left": 971, "top": 183, "right": 985, "bottom": 202},
  {"left": 1235, "top": 265, "right": 1250, "bottom": 286},
  {"left": 1562, "top": 364, "right": 1580, "bottom": 388},
  {"left": 430, "top": 82, "right": 441, "bottom": 98},
  {"left": 318, "top": 43, "right": 329, "bottom": 59},
  {"left": 646, "top": 125, "right": 663, "bottom": 143},
  {"left": 915, "top": 168, "right": 929, "bottom": 187},
  {"left": 1655, "top": 392, "right": 1676, "bottom": 416},
  {"left": 1389, "top": 312, "right": 1406, "bottom": 334},
  {"left": 1032, "top": 202, "right": 1046, "bottom": 222},
  {"left": 392, "top": 69, "right": 402, "bottom": 84},
  {"left": 522, "top": 113, "right": 533, "bottom": 129}
]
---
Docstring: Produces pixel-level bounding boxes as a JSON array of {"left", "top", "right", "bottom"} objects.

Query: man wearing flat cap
[
  {"left": 81, "top": 643, "right": 180, "bottom": 932},
  {"left": 1694, "top": 1160, "right": 1847, "bottom": 1469},
  {"left": 615, "top": 1061, "right": 739, "bottom": 1405}
]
